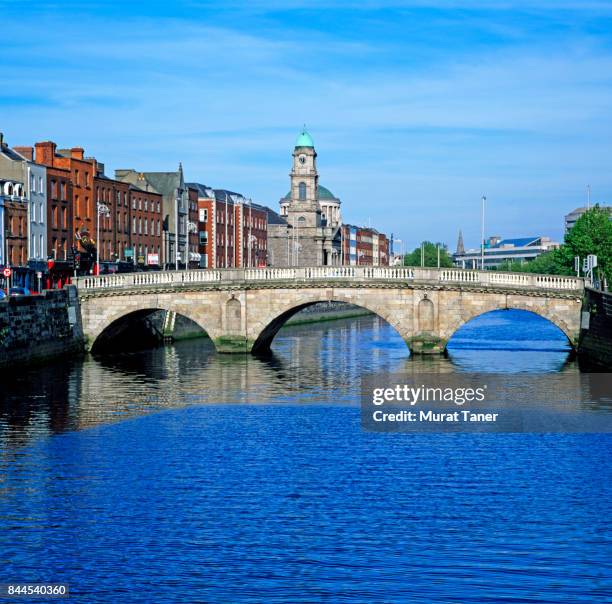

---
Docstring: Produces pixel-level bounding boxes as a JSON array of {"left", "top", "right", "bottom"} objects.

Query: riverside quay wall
[
  {"left": 578, "top": 287, "right": 612, "bottom": 371},
  {"left": 0, "top": 287, "right": 84, "bottom": 369}
]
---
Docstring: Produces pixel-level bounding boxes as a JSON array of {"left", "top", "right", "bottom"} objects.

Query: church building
[{"left": 267, "top": 129, "right": 342, "bottom": 267}]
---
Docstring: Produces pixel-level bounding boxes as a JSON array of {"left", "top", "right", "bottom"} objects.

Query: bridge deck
[{"left": 75, "top": 266, "right": 585, "bottom": 295}]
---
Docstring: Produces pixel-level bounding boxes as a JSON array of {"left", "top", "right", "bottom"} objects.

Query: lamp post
[
  {"left": 480, "top": 195, "right": 486, "bottom": 270},
  {"left": 187, "top": 220, "right": 197, "bottom": 268},
  {"left": 96, "top": 201, "right": 110, "bottom": 276}
]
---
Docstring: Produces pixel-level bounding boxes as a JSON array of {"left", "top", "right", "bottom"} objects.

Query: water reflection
[{"left": 0, "top": 311, "right": 576, "bottom": 448}]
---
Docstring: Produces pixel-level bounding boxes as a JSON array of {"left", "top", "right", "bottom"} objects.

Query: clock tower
[{"left": 285, "top": 128, "right": 322, "bottom": 229}]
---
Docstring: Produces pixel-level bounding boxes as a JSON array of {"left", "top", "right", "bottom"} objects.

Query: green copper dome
[
  {"left": 282, "top": 185, "right": 338, "bottom": 201},
  {"left": 295, "top": 128, "right": 314, "bottom": 148}
]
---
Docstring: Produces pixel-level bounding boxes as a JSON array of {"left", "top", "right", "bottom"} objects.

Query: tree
[
  {"left": 496, "top": 206, "right": 611, "bottom": 287},
  {"left": 562, "top": 206, "right": 612, "bottom": 287},
  {"left": 403, "top": 241, "right": 453, "bottom": 268}
]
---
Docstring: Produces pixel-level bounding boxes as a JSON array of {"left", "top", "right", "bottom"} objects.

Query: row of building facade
[{"left": 0, "top": 129, "right": 389, "bottom": 290}]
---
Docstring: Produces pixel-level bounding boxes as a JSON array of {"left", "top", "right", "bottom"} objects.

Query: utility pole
[
  {"left": 587, "top": 185, "right": 591, "bottom": 210},
  {"left": 481, "top": 195, "right": 486, "bottom": 270},
  {"left": 437, "top": 243, "right": 440, "bottom": 268}
]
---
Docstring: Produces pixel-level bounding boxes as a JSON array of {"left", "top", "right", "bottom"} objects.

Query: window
[
  {"left": 199, "top": 231, "right": 208, "bottom": 245},
  {"left": 132, "top": 197, "right": 136, "bottom": 210},
  {"left": 39, "top": 176, "right": 44, "bottom": 192},
  {"left": 51, "top": 179, "right": 57, "bottom": 199},
  {"left": 199, "top": 208, "right": 208, "bottom": 222},
  {"left": 39, "top": 234, "right": 44, "bottom": 257},
  {"left": 144, "top": 219, "right": 148, "bottom": 235},
  {"left": 62, "top": 207, "right": 67, "bottom": 229},
  {"left": 61, "top": 182, "right": 67, "bottom": 200},
  {"left": 298, "top": 182, "right": 306, "bottom": 200},
  {"left": 132, "top": 216, "right": 136, "bottom": 234},
  {"left": 144, "top": 199, "right": 148, "bottom": 211},
  {"left": 157, "top": 220, "right": 161, "bottom": 236},
  {"left": 31, "top": 173, "right": 36, "bottom": 192},
  {"left": 52, "top": 206, "right": 58, "bottom": 228}
]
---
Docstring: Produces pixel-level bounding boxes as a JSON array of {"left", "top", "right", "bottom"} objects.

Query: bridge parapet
[{"left": 75, "top": 266, "right": 585, "bottom": 293}]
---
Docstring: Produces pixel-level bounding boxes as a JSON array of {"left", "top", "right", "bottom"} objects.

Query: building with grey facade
[
  {"left": 268, "top": 129, "right": 341, "bottom": 267},
  {"left": 116, "top": 165, "right": 189, "bottom": 269},
  {"left": 0, "top": 134, "right": 47, "bottom": 274}
]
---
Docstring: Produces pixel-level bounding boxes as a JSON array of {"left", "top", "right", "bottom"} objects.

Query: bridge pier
[
  {"left": 76, "top": 267, "right": 585, "bottom": 357},
  {"left": 408, "top": 334, "right": 447, "bottom": 355},
  {"left": 214, "top": 335, "right": 254, "bottom": 354}
]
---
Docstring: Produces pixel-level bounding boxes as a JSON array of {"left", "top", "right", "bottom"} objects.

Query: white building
[{"left": 0, "top": 134, "right": 47, "bottom": 272}]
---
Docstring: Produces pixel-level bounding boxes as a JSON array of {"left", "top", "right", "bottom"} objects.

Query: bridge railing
[{"left": 74, "top": 266, "right": 585, "bottom": 292}]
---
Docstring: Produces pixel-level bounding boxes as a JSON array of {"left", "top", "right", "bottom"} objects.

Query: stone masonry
[{"left": 79, "top": 277, "right": 583, "bottom": 354}]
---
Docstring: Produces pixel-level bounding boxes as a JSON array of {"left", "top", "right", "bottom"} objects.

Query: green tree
[
  {"left": 562, "top": 206, "right": 612, "bottom": 286},
  {"left": 498, "top": 247, "right": 573, "bottom": 275},
  {"left": 496, "top": 206, "right": 611, "bottom": 286},
  {"left": 403, "top": 241, "right": 453, "bottom": 268}
]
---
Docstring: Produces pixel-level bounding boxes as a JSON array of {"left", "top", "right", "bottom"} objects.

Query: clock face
[{"left": 298, "top": 155, "right": 306, "bottom": 165}]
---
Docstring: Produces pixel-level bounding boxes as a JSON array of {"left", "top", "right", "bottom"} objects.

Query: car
[
  {"left": 9, "top": 287, "right": 31, "bottom": 297},
  {"left": 0, "top": 290, "right": 6, "bottom": 300}
]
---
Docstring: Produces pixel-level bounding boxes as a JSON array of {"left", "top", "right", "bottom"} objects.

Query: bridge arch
[
  {"left": 442, "top": 304, "right": 577, "bottom": 349},
  {"left": 86, "top": 301, "right": 218, "bottom": 353},
  {"left": 249, "top": 290, "right": 411, "bottom": 354}
]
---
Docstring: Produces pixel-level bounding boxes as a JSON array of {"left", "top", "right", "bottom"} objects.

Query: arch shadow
[{"left": 91, "top": 308, "right": 210, "bottom": 355}]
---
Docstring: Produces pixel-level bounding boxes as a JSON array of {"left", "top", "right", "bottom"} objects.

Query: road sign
[{"left": 2, "top": 267, "right": 12, "bottom": 278}]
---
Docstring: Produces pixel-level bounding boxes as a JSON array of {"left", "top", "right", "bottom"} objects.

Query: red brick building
[
  {"left": 1, "top": 179, "right": 28, "bottom": 270},
  {"left": 189, "top": 184, "right": 268, "bottom": 269},
  {"left": 341, "top": 224, "right": 389, "bottom": 266},
  {"left": 14, "top": 146, "right": 73, "bottom": 266},
  {"left": 236, "top": 200, "right": 267, "bottom": 268},
  {"left": 128, "top": 184, "right": 163, "bottom": 267}
]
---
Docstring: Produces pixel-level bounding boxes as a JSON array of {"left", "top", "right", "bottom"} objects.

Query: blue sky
[{"left": 2, "top": 1, "right": 612, "bottom": 250}]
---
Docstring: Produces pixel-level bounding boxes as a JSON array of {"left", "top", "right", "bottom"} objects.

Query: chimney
[
  {"left": 70, "top": 147, "right": 84, "bottom": 160},
  {"left": 35, "top": 141, "right": 58, "bottom": 166},
  {"left": 13, "top": 146, "right": 34, "bottom": 161}
]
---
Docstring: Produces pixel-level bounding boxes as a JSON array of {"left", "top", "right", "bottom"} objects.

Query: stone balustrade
[{"left": 74, "top": 266, "right": 585, "bottom": 293}]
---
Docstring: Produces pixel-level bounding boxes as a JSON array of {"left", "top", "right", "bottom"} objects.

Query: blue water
[{"left": 0, "top": 310, "right": 610, "bottom": 603}]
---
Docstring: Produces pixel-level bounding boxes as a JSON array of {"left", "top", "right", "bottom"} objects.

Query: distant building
[
  {"left": 341, "top": 224, "right": 389, "bottom": 265},
  {"left": 453, "top": 236, "right": 560, "bottom": 269}
]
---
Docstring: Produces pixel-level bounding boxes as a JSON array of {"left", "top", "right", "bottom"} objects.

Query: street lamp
[
  {"left": 96, "top": 201, "right": 110, "bottom": 276},
  {"left": 480, "top": 195, "right": 486, "bottom": 270},
  {"left": 187, "top": 220, "right": 197, "bottom": 268}
]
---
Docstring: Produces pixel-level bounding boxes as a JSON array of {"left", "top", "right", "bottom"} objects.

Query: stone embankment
[{"left": 0, "top": 286, "right": 84, "bottom": 369}]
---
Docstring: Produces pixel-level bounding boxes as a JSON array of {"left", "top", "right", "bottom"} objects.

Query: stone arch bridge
[{"left": 75, "top": 267, "right": 586, "bottom": 354}]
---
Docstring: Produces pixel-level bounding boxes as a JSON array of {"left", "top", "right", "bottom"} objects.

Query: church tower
[{"left": 285, "top": 127, "right": 322, "bottom": 229}]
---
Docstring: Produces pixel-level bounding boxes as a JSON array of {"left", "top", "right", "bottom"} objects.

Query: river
[{"left": 0, "top": 310, "right": 610, "bottom": 602}]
